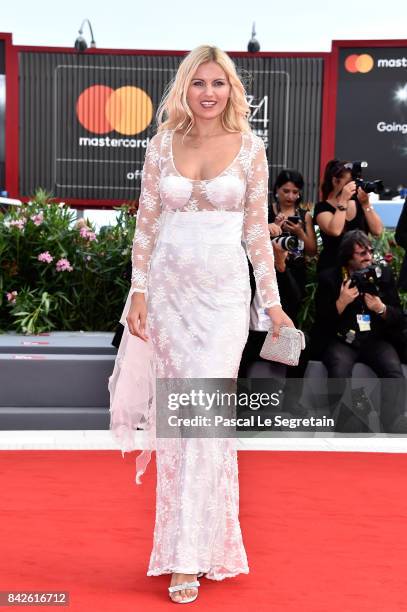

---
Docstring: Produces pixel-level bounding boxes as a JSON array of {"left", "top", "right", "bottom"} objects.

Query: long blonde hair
[{"left": 156, "top": 45, "right": 251, "bottom": 135}]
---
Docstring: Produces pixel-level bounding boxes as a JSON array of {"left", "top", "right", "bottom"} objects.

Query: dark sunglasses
[{"left": 353, "top": 247, "right": 374, "bottom": 256}]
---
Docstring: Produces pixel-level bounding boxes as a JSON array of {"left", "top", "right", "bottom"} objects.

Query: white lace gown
[{"left": 109, "top": 129, "right": 280, "bottom": 580}]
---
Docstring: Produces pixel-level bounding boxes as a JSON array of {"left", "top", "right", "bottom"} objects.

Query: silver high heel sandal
[{"left": 168, "top": 580, "right": 200, "bottom": 604}]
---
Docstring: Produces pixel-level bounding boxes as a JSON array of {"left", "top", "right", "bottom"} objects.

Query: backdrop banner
[
  {"left": 336, "top": 46, "right": 407, "bottom": 193},
  {"left": 19, "top": 52, "right": 323, "bottom": 202}
]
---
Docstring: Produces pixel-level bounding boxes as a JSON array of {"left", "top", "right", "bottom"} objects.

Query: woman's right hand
[
  {"left": 274, "top": 212, "right": 286, "bottom": 226},
  {"left": 126, "top": 292, "right": 148, "bottom": 341},
  {"left": 339, "top": 180, "right": 357, "bottom": 202},
  {"left": 269, "top": 222, "right": 282, "bottom": 237}
]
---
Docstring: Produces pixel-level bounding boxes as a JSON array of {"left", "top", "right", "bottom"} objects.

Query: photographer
[
  {"left": 268, "top": 170, "right": 317, "bottom": 325},
  {"left": 314, "top": 230, "right": 407, "bottom": 433},
  {"left": 314, "top": 160, "right": 383, "bottom": 273},
  {"left": 239, "top": 170, "right": 315, "bottom": 379}
]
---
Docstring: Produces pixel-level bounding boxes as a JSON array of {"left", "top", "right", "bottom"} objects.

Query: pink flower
[
  {"left": 79, "top": 226, "right": 97, "bottom": 241},
  {"left": 56, "top": 258, "right": 73, "bottom": 272},
  {"left": 75, "top": 218, "right": 88, "bottom": 229},
  {"left": 6, "top": 290, "right": 18, "bottom": 304},
  {"left": 31, "top": 212, "right": 44, "bottom": 226},
  {"left": 38, "top": 251, "right": 54, "bottom": 264},
  {"left": 9, "top": 218, "right": 26, "bottom": 231},
  {"left": 383, "top": 252, "right": 393, "bottom": 263}
]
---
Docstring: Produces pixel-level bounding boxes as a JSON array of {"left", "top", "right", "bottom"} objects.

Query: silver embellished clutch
[{"left": 260, "top": 326, "right": 306, "bottom": 366}]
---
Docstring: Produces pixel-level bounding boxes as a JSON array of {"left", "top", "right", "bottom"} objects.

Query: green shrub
[{"left": 0, "top": 190, "right": 135, "bottom": 333}]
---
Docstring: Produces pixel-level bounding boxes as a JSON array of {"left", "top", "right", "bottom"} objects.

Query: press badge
[{"left": 357, "top": 314, "right": 371, "bottom": 331}]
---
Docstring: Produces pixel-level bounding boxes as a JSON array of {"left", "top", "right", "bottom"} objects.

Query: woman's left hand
[
  {"left": 357, "top": 187, "right": 370, "bottom": 207},
  {"left": 265, "top": 305, "right": 295, "bottom": 341},
  {"left": 282, "top": 219, "right": 305, "bottom": 238}
]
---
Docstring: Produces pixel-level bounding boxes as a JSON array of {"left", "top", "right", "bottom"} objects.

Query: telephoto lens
[
  {"left": 355, "top": 178, "right": 384, "bottom": 195},
  {"left": 271, "top": 234, "right": 299, "bottom": 252}
]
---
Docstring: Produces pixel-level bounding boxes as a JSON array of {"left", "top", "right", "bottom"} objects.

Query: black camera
[
  {"left": 344, "top": 161, "right": 384, "bottom": 196},
  {"left": 354, "top": 177, "right": 384, "bottom": 195},
  {"left": 271, "top": 233, "right": 301, "bottom": 253},
  {"left": 349, "top": 265, "right": 382, "bottom": 295}
]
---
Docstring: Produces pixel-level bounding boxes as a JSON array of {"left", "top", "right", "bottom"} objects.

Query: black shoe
[
  {"left": 385, "top": 415, "right": 407, "bottom": 434},
  {"left": 284, "top": 403, "right": 310, "bottom": 418},
  {"left": 335, "top": 414, "right": 369, "bottom": 433}
]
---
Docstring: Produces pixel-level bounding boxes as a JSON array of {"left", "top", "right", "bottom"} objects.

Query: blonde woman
[{"left": 109, "top": 45, "right": 293, "bottom": 604}]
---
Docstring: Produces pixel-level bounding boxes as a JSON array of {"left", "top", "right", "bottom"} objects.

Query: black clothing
[
  {"left": 314, "top": 265, "right": 403, "bottom": 356},
  {"left": 241, "top": 204, "right": 311, "bottom": 379},
  {"left": 395, "top": 196, "right": 407, "bottom": 291},
  {"left": 313, "top": 265, "right": 405, "bottom": 431},
  {"left": 111, "top": 323, "right": 124, "bottom": 349},
  {"left": 111, "top": 260, "right": 132, "bottom": 349},
  {"left": 322, "top": 339, "right": 405, "bottom": 432},
  {"left": 238, "top": 329, "right": 308, "bottom": 417},
  {"left": 267, "top": 205, "right": 308, "bottom": 325},
  {"left": 313, "top": 200, "right": 368, "bottom": 272}
]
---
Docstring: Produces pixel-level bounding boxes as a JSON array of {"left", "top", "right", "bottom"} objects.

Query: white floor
[{"left": 0, "top": 430, "right": 407, "bottom": 453}]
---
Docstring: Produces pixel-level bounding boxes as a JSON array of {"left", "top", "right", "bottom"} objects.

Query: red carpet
[{"left": 1, "top": 450, "right": 407, "bottom": 611}]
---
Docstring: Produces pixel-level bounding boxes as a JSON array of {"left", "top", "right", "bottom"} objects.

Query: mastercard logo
[
  {"left": 344, "top": 54, "right": 374, "bottom": 74},
  {"left": 76, "top": 85, "right": 153, "bottom": 135}
]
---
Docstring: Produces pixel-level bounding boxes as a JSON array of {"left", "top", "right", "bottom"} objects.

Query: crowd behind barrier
[{"left": 239, "top": 160, "right": 407, "bottom": 433}]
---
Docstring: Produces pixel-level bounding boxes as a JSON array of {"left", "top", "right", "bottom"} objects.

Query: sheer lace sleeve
[
  {"left": 243, "top": 135, "right": 281, "bottom": 308},
  {"left": 130, "top": 135, "right": 162, "bottom": 294}
]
